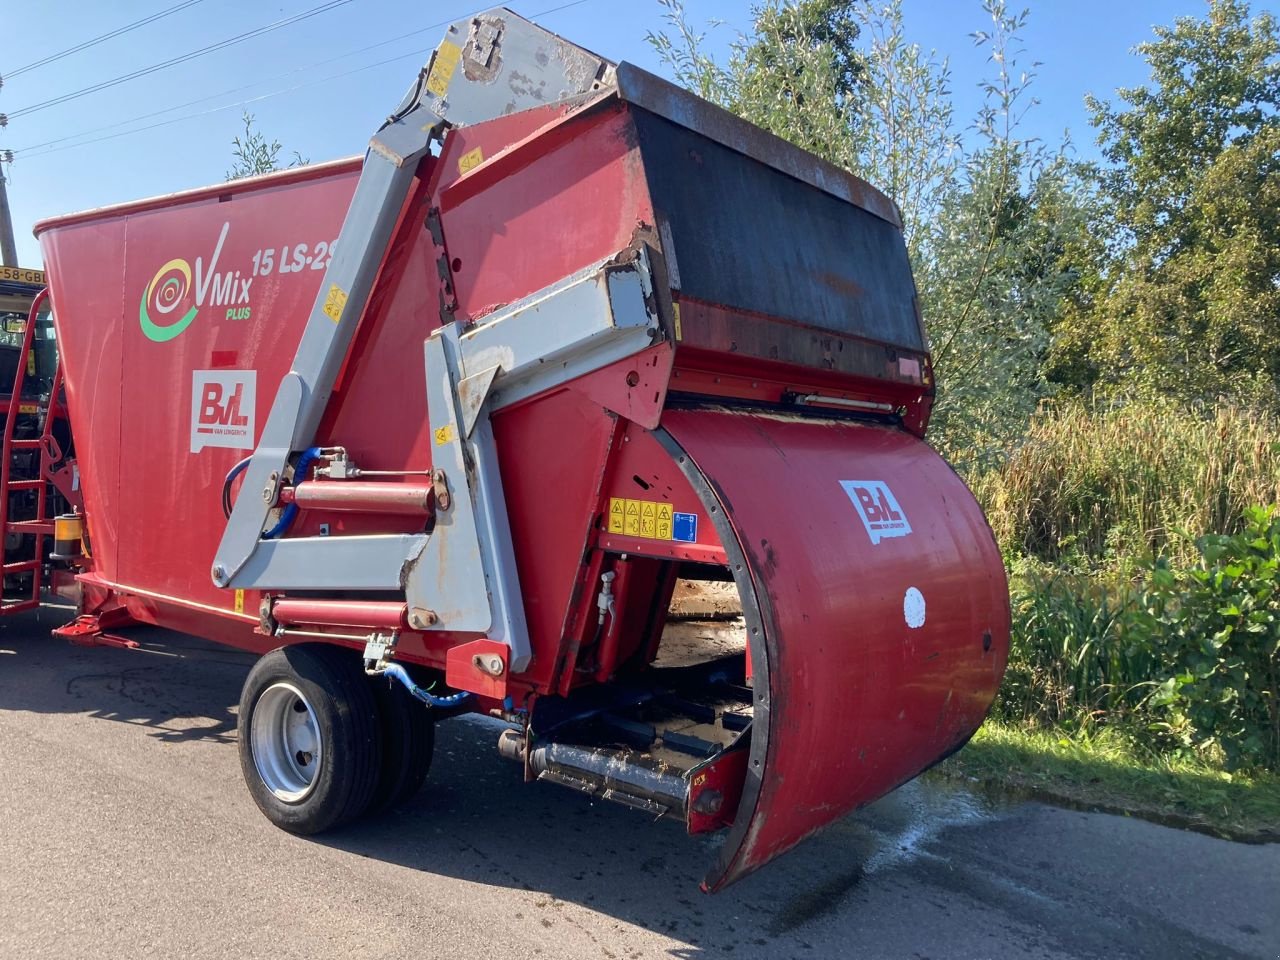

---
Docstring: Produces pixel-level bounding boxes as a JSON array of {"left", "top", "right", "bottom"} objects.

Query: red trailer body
[
  {"left": 38, "top": 160, "right": 361, "bottom": 643},
  {"left": 26, "top": 9, "right": 1008, "bottom": 891}
]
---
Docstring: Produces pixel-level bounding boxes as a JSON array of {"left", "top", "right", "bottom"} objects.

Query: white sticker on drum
[
  {"left": 904, "top": 587, "right": 926, "bottom": 629},
  {"left": 840, "top": 480, "right": 912, "bottom": 544},
  {"left": 191, "top": 369, "right": 256, "bottom": 453}
]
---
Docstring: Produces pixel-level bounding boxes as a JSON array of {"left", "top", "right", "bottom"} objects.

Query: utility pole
[
  {"left": 0, "top": 79, "right": 15, "bottom": 265},
  {"left": 0, "top": 150, "right": 17, "bottom": 267}
]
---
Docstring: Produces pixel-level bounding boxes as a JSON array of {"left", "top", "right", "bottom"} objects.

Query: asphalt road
[{"left": 1, "top": 608, "right": 1276, "bottom": 960}]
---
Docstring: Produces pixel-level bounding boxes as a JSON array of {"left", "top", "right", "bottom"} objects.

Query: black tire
[
  {"left": 367, "top": 676, "right": 435, "bottom": 814},
  {"left": 237, "top": 644, "right": 381, "bottom": 835}
]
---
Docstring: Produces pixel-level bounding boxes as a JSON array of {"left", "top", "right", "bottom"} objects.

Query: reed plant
[{"left": 971, "top": 402, "right": 1280, "bottom": 569}]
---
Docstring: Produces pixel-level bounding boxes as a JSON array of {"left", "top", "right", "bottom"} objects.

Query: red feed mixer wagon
[{"left": 18, "top": 9, "right": 1009, "bottom": 890}]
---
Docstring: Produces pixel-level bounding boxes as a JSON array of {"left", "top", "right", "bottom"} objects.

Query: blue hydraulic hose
[
  {"left": 226, "top": 456, "right": 252, "bottom": 485},
  {"left": 221, "top": 456, "right": 253, "bottom": 518},
  {"left": 383, "top": 663, "right": 473, "bottom": 708},
  {"left": 262, "top": 446, "right": 324, "bottom": 539}
]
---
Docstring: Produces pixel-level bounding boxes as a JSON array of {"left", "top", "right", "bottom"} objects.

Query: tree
[
  {"left": 226, "top": 112, "right": 309, "bottom": 181},
  {"left": 649, "top": 0, "right": 863, "bottom": 171},
  {"left": 649, "top": 0, "right": 957, "bottom": 252},
  {"left": 923, "top": 149, "right": 1093, "bottom": 468},
  {"left": 650, "top": 1, "right": 1083, "bottom": 468},
  {"left": 1056, "top": 0, "right": 1280, "bottom": 405},
  {"left": 844, "top": 0, "right": 957, "bottom": 256}
]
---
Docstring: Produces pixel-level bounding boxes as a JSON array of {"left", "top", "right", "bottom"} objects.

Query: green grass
[{"left": 930, "top": 722, "right": 1280, "bottom": 843}]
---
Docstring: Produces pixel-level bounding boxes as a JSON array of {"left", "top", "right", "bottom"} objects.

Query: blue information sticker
[{"left": 672, "top": 511, "right": 698, "bottom": 543}]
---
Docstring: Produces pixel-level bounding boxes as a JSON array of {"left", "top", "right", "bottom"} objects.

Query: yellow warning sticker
[
  {"left": 323, "top": 283, "right": 348, "bottom": 322},
  {"left": 434, "top": 424, "right": 455, "bottom": 446},
  {"left": 234, "top": 589, "right": 245, "bottom": 615},
  {"left": 609, "top": 497, "right": 686, "bottom": 542},
  {"left": 656, "top": 502, "right": 673, "bottom": 540},
  {"left": 426, "top": 40, "right": 462, "bottom": 97},
  {"left": 672, "top": 301, "right": 683, "bottom": 341},
  {"left": 458, "top": 146, "right": 484, "bottom": 175},
  {"left": 640, "top": 501, "right": 656, "bottom": 538}
]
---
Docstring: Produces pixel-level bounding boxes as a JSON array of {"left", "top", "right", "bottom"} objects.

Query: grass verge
[{"left": 929, "top": 722, "right": 1280, "bottom": 844}]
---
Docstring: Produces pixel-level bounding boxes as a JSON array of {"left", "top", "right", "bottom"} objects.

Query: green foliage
[
  {"left": 648, "top": 0, "right": 983, "bottom": 253},
  {"left": 923, "top": 150, "right": 1093, "bottom": 471},
  {"left": 842, "top": 0, "right": 957, "bottom": 251},
  {"left": 649, "top": 0, "right": 863, "bottom": 170},
  {"left": 1088, "top": 0, "right": 1280, "bottom": 254},
  {"left": 1055, "top": 0, "right": 1280, "bottom": 406},
  {"left": 1137, "top": 507, "right": 1280, "bottom": 771},
  {"left": 226, "top": 112, "right": 309, "bottom": 181},
  {"left": 973, "top": 401, "right": 1280, "bottom": 567},
  {"left": 997, "top": 507, "right": 1280, "bottom": 773},
  {"left": 997, "top": 566, "right": 1151, "bottom": 730}
]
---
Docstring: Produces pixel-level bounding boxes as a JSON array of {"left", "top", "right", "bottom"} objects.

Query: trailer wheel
[
  {"left": 238, "top": 644, "right": 381, "bottom": 835},
  {"left": 367, "top": 678, "right": 435, "bottom": 814}
]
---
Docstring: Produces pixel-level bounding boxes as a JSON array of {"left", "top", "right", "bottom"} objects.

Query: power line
[
  {"left": 4, "top": 0, "right": 207, "bottom": 80},
  {"left": 11, "top": 0, "right": 599, "bottom": 160},
  {"left": 16, "top": 50, "right": 434, "bottom": 160},
  {"left": 10, "top": 6, "right": 485, "bottom": 156},
  {"left": 6, "top": 0, "right": 356, "bottom": 120}
]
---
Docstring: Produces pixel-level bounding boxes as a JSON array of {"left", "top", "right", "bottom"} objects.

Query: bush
[
  {"left": 1137, "top": 507, "right": 1280, "bottom": 771},
  {"left": 996, "top": 566, "right": 1147, "bottom": 729},
  {"left": 998, "top": 507, "right": 1280, "bottom": 773}
]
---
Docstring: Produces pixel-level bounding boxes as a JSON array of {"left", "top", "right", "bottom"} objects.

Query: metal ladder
[{"left": 0, "top": 287, "right": 64, "bottom": 613}]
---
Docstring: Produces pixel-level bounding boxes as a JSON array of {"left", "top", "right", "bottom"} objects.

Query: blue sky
[{"left": 2, "top": 0, "right": 1209, "bottom": 267}]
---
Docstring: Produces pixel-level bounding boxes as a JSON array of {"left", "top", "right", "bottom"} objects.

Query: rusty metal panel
[
  {"left": 422, "top": 9, "right": 615, "bottom": 127},
  {"left": 631, "top": 109, "right": 923, "bottom": 353},
  {"left": 616, "top": 64, "right": 899, "bottom": 227}
]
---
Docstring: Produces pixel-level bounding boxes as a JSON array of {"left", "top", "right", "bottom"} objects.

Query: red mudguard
[{"left": 659, "top": 409, "right": 1010, "bottom": 891}]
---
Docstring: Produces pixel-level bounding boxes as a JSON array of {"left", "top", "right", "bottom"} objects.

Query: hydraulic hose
[
  {"left": 221, "top": 456, "right": 252, "bottom": 518},
  {"left": 262, "top": 446, "right": 323, "bottom": 539},
  {"left": 382, "top": 663, "right": 473, "bottom": 708}
]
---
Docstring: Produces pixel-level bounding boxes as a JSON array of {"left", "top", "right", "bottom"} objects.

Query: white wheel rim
[{"left": 251, "top": 681, "right": 323, "bottom": 803}]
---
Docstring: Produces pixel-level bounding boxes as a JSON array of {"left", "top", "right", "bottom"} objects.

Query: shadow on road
[
  {"left": 323, "top": 713, "right": 966, "bottom": 956},
  {"left": 0, "top": 607, "right": 1004, "bottom": 955},
  {"left": 0, "top": 607, "right": 254, "bottom": 744}
]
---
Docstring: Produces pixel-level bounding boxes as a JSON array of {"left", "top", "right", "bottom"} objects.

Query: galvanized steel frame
[{"left": 212, "top": 9, "right": 627, "bottom": 670}]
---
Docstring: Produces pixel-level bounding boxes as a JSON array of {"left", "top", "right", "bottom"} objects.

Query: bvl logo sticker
[
  {"left": 840, "top": 480, "right": 912, "bottom": 544},
  {"left": 191, "top": 370, "right": 256, "bottom": 452}
]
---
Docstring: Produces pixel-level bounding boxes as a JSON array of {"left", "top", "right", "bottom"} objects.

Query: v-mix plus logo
[{"left": 140, "top": 223, "right": 251, "bottom": 342}]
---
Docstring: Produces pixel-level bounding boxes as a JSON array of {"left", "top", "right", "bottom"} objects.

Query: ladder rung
[
  {"left": 1, "top": 600, "right": 39, "bottom": 613},
  {"left": 6, "top": 521, "right": 53, "bottom": 534},
  {"left": 8, "top": 439, "right": 43, "bottom": 449},
  {"left": 5, "top": 479, "right": 43, "bottom": 491},
  {"left": 2, "top": 560, "right": 40, "bottom": 574}
]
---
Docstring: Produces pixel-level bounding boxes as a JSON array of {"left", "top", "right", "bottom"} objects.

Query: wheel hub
[{"left": 251, "top": 681, "right": 323, "bottom": 803}]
